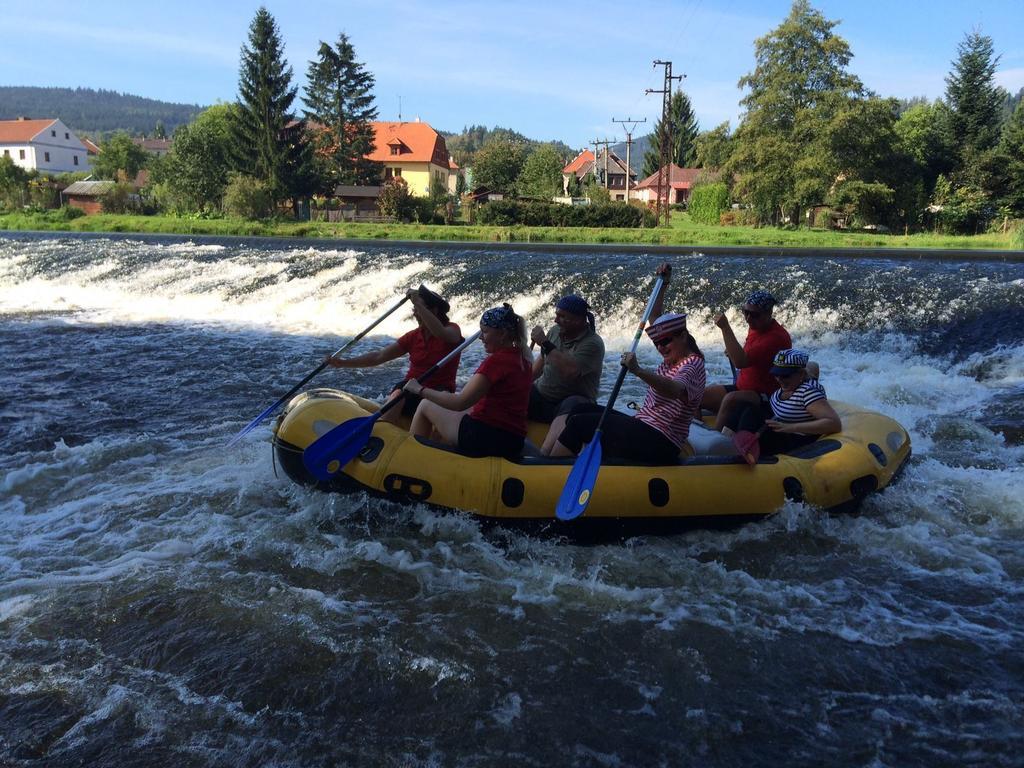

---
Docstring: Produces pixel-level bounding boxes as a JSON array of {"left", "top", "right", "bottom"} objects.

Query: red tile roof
[
  {"left": 634, "top": 163, "right": 702, "bottom": 190},
  {"left": 562, "top": 150, "right": 594, "bottom": 174},
  {"left": 81, "top": 138, "right": 101, "bottom": 155},
  {"left": 0, "top": 118, "right": 57, "bottom": 143},
  {"left": 367, "top": 121, "right": 449, "bottom": 165}
]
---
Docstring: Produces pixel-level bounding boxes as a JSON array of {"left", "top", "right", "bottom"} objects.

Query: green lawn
[{"left": 1, "top": 210, "right": 1021, "bottom": 251}]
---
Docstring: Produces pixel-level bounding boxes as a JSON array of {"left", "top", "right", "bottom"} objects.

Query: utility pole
[
  {"left": 612, "top": 116, "right": 646, "bottom": 202},
  {"left": 645, "top": 60, "right": 684, "bottom": 226},
  {"left": 589, "top": 138, "right": 615, "bottom": 190}
]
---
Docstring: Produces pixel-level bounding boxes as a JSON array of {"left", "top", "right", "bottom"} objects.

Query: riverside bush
[
  {"left": 223, "top": 174, "right": 272, "bottom": 220},
  {"left": 477, "top": 200, "right": 655, "bottom": 228},
  {"left": 688, "top": 183, "right": 729, "bottom": 225}
]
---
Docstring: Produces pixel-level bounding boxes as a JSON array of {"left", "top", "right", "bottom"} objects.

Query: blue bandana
[
  {"left": 744, "top": 290, "right": 777, "bottom": 310},
  {"left": 556, "top": 295, "right": 589, "bottom": 315},
  {"left": 556, "top": 294, "right": 596, "bottom": 331},
  {"left": 481, "top": 304, "right": 518, "bottom": 331}
]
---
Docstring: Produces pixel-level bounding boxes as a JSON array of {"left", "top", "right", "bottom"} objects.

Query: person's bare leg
[
  {"left": 540, "top": 414, "right": 569, "bottom": 455},
  {"left": 378, "top": 389, "right": 404, "bottom": 424},
  {"left": 549, "top": 439, "right": 574, "bottom": 457},
  {"left": 409, "top": 400, "right": 438, "bottom": 437},
  {"left": 715, "top": 390, "right": 761, "bottom": 431},
  {"left": 701, "top": 384, "right": 728, "bottom": 414}
]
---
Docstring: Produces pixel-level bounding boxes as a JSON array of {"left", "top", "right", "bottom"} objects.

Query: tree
[
  {"left": 997, "top": 101, "right": 1024, "bottom": 215},
  {"left": 92, "top": 132, "right": 149, "bottom": 181},
  {"left": 0, "top": 155, "right": 30, "bottom": 210},
  {"left": 694, "top": 122, "right": 733, "bottom": 172},
  {"left": 377, "top": 177, "right": 415, "bottom": 221},
  {"left": 153, "top": 104, "right": 237, "bottom": 213},
  {"left": 303, "top": 33, "right": 379, "bottom": 191},
  {"left": 471, "top": 140, "right": 526, "bottom": 195},
  {"left": 231, "top": 7, "right": 312, "bottom": 207},
  {"left": 726, "top": 0, "right": 864, "bottom": 224},
  {"left": 945, "top": 31, "right": 1006, "bottom": 159},
  {"left": 642, "top": 89, "right": 700, "bottom": 178},
  {"left": 516, "top": 144, "right": 564, "bottom": 198},
  {"left": 153, "top": 121, "right": 167, "bottom": 140}
]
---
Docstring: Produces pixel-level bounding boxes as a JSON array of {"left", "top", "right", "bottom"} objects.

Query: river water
[{"left": 1, "top": 232, "right": 1023, "bottom": 766}]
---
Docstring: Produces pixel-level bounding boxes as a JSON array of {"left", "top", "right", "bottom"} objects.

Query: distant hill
[
  {"left": 442, "top": 125, "right": 579, "bottom": 168},
  {"left": 0, "top": 86, "right": 204, "bottom": 138}
]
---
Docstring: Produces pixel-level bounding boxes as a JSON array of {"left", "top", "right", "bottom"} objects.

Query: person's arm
[
  {"left": 531, "top": 353, "right": 545, "bottom": 380},
  {"left": 649, "top": 262, "right": 672, "bottom": 323},
  {"left": 621, "top": 352, "right": 688, "bottom": 400},
  {"left": 766, "top": 399, "right": 841, "bottom": 435},
  {"left": 326, "top": 341, "right": 405, "bottom": 368},
  {"left": 530, "top": 325, "right": 547, "bottom": 380},
  {"left": 405, "top": 372, "right": 491, "bottom": 411},
  {"left": 714, "top": 313, "right": 748, "bottom": 368},
  {"left": 408, "top": 290, "right": 461, "bottom": 345}
]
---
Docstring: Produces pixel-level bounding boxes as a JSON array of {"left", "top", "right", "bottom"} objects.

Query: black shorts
[
  {"left": 723, "top": 384, "right": 771, "bottom": 406},
  {"left": 527, "top": 386, "right": 594, "bottom": 424},
  {"left": 391, "top": 380, "right": 453, "bottom": 417},
  {"left": 558, "top": 403, "right": 681, "bottom": 464},
  {"left": 457, "top": 415, "right": 524, "bottom": 460}
]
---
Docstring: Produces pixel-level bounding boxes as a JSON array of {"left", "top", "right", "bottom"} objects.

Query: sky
[{"left": 2, "top": 0, "right": 1023, "bottom": 148}]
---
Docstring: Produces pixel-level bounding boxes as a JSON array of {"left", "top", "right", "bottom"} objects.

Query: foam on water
[{"left": 2, "top": 234, "right": 1024, "bottom": 765}]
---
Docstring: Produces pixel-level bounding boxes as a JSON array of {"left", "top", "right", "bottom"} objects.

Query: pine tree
[
  {"left": 945, "top": 31, "right": 1006, "bottom": 158},
  {"left": 231, "top": 7, "right": 310, "bottom": 205},
  {"left": 303, "top": 33, "right": 379, "bottom": 190},
  {"left": 641, "top": 89, "right": 700, "bottom": 178},
  {"left": 998, "top": 101, "right": 1024, "bottom": 215}
]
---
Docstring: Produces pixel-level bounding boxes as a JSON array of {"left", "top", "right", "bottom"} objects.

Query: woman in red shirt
[
  {"left": 326, "top": 286, "right": 462, "bottom": 424},
  {"left": 403, "top": 304, "right": 533, "bottom": 459}
]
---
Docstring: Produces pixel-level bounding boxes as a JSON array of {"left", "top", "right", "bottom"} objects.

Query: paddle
[
  {"left": 303, "top": 330, "right": 481, "bottom": 482},
  {"left": 226, "top": 295, "right": 410, "bottom": 447},
  {"left": 733, "top": 424, "right": 767, "bottom": 466},
  {"left": 555, "top": 276, "right": 665, "bottom": 521}
]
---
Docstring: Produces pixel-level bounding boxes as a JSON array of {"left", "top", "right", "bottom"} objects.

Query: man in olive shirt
[{"left": 529, "top": 295, "right": 606, "bottom": 454}]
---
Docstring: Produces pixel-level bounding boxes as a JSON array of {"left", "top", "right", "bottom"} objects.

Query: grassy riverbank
[{"left": 2, "top": 210, "right": 1022, "bottom": 250}]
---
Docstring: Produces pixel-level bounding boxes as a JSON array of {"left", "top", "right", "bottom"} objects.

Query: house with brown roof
[
  {"left": 131, "top": 137, "right": 173, "bottom": 157},
  {"left": 0, "top": 117, "right": 91, "bottom": 174},
  {"left": 632, "top": 163, "right": 703, "bottom": 206},
  {"left": 561, "top": 148, "right": 636, "bottom": 201},
  {"left": 366, "top": 120, "right": 452, "bottom": 197}
]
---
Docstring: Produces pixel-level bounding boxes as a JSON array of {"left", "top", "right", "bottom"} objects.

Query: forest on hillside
[{"left": 0, "top": 86, "right": 203, "bottom": 137}]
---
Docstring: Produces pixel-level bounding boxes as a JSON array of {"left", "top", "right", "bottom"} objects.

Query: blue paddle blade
[
  {"left": 302, "top": 413, "right": 380, "bottom": 481},
  {"left": 555, "top": 435, "right": 603, "bottom": 521},
  {"left": 226, "top": 400, "right": 282, "bottom": 447}
]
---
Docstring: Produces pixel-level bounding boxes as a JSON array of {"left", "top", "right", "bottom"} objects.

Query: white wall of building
[{"left": 0, "top": 119, "right": 91, "bottom": 174}]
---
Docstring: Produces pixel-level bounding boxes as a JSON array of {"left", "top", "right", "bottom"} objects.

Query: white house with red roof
[
  {"left": 561, "top": 149, "right": 636, "bottom": 200},
  {"left": 366, "top": 120, "right": 452, "bottom": 197},
  {"left": 632, "top": 163, "right": 703, "bottom": 205},
  {"left": 0, "top": 118, "right": 91, "bottom": 174}
]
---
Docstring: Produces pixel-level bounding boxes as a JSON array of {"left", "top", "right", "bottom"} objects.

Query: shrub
[
  {"left": 475, "top": 200, "right": 655, "bottom": 227},
  {"left": 60, "top": 205, "right": 86, "bottom": 220},
  {"left": 100, "top": 183, "right": 140, "bottom": 214},
  {"left": 1014, "top": 223, "right": 1024, "bottom": 250},
  {"left": 377, "top": 178, "right": 415, "bottom": 222},
  {"left": 223, "top": 174, "right": 272, "bottom": 220},
  {"left": 688, "top": 182, "right": 729, "bottom": 225}
]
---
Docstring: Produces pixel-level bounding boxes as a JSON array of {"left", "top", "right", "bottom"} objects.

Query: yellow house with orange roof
[{"left": 367, "top": 120, "right": 452, "bottom": 197}]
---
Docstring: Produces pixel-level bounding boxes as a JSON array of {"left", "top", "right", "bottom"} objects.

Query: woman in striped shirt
[
  {"left": 721, "top": 348, "right": 841, "bottom": 457},
  {"left": 550, "top": 311, "right": 706, "bottom": 465}
]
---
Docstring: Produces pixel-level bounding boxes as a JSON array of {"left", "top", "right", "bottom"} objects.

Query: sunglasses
[{"left": 653, "top": 332, "right": 681, "bottom": 349}]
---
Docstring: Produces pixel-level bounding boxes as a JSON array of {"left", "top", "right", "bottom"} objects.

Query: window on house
[
  {"left": 73, "top": 155, "right": 79, "bottom": 166},
  {"left": 44, "top": 152, "right": 50, "bottom": 162},
  {"left": 65, "top": 132, "right": 70, "bottom": 139},
  {"left": 390, "top": 145, "right": 400, "bottom": 155},
  {"left": 2, "top": 150, "right": 8, "bottom": 157},
  {"left": 384, "top": 168, "right": 393, "bottom": 180},
  {"left": 393, "top": 168, "right": 401, "bottom": 177},
  {"left": 19, "top": 150, "right": 25, "bottom": 159},
  {"left": 51, "top": 130, "right": 56, "bottom": 137}
]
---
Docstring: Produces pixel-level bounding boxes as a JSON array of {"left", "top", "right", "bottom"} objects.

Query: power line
[
  {"left": 612, "top": 117, "right": 646, "bottom": 200},
  {"left": 645, "top": 60, "right": 684, "bottom": 226}
]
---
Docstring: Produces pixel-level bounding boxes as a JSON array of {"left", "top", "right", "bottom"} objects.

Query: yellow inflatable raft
[{"left": 272, "top": 388, "right": 911, "bottom": 536}]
